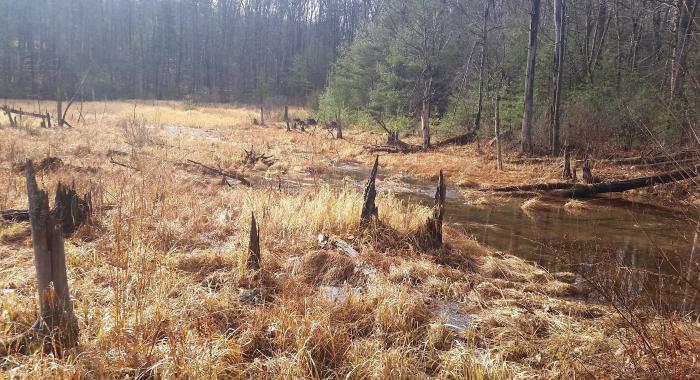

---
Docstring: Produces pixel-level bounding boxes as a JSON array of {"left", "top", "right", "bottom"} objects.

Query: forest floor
[{"left": 0, "top": 100, "right": 698, "bottom": 378}]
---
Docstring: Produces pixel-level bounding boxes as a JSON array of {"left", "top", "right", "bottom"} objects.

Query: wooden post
[
  {"left": 360, "top": 156, "right": 379, "bottom": 226},
  {"left": 46, "top": 112, "right": 52, "bottom": 128},
  {"left": 0, "top": 162, "right": 79, "bottom": 356},
  {"left": 562, "top": 144, "right": 572, "bottom": 179},
  {"left": 284, "top": 106, "right": 290, "bottom": 131},
  {"left": 3, "top": 107, "right": 13, "bottom": 128},
  {"left": 494, "top": 94, "right": 503, "bottom": 171},
  {"left": 247, "top": 212, "right": 261, "bottom": 270},
  {"left": 259, "top": 106, "right": 265, "bottom": 126},
  {"left": 425, "top": 170, "right": 446, "bottom": 248}
]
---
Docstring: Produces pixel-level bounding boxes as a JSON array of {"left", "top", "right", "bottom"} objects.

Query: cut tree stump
[
  {"left": 425, "top": 170, "right": 446, "bottom": 248},
  {"left": 0, "top": 161, "right": 79, "bottom": 356},
  {"left": 582, "top": 159, "right": 594, "bottom": 184},
  {"left": 360, "top": 156, "right": 379, "bottom": 226},
  {"left": 247, "top": 212, "right": 261, "bottom": 270},
  {"left": 562, "top": 145, "right": 572, "bottom": 179}
]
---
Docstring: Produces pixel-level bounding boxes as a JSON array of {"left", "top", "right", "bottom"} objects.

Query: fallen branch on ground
[
  {"left": 434, "top": 131, "right": 476, "bottom": 147},
  {"left": 185, "top": 159, "right": 251, "bottom": 187}
]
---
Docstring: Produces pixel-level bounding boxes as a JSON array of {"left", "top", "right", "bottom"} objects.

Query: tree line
[
  {"left": 319, "top": 0, "right": 700, "bottom": 154},
  {"left": 1, "top": 0, "right": 698, "bottom": 154},
  {"left": 0, "top": 0, "right": 377, "bottom": 104}
]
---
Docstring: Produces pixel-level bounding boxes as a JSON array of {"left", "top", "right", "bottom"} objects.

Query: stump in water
[
  {"left": 425, "top": 170, "right": 446, "bottom": 248},
  {"left": 54, "top": 182, "right": 92, "bottom": 235},
  {"left": 562, "top": 145, "right": 572, "bottom": 179},
  {"left": 0, "top": 161, "right": 79, "bottom": 356},
  {"left": 582, "top": 159, "right": 594, "bottom": 184},
  {"left": 360, "top": 156, "right": 379, "bottom": 227},
  {"left": 247, "top": 212, "right": 261, "bottom": 270}
]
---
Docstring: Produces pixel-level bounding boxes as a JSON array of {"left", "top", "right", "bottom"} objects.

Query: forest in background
[{"left": 1, "top": 0, "right": 699, "bottom": 153}]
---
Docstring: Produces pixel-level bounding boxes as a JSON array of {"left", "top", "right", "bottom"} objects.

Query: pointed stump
[{"left": 360, "top": 156, "right": 379, "bottom": 227}]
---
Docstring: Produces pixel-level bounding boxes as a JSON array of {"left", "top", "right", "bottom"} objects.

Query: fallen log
[
  {"left": 434, "top": 131, "right": 476, "bottom": 147},
  {"left": 551, "top": 166, "right": 700, "bottom": 197},
  {"left": 365, "top": 143, "right": 421, "bottom": 154},
  {"left": 1, "top": 209, "right": 29, "bottom": 222},
  {"left": 486, "top": 165, "right": 700, "bottom": 197},
  {"left": 185, "top": 159, "right": 251, "bottom": 187}
]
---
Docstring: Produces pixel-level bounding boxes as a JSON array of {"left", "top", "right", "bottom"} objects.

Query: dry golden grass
[{"left": 0, "top": 101, "right": 698, "bottom": 378}]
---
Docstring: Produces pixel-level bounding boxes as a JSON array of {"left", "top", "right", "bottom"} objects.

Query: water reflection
[{"left": 260, "top": 161, "right": 700, "bottom": 314}]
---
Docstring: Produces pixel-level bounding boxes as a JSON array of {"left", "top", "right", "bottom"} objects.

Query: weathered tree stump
[
  {"left": 0, "top": 161, "right": 79, "bottom": 356},
  {"left": 425, "top": 170, "right": 446, "bottom": 248},
  {"left": 247, "top": 212, "right": 261, "bottom": 270},
  {"left": 582, "top": 159, "right": 594, "bottom": 184},
  {"left": 53, "top": 182, "right": 92, "bottom": 235},
  {"left": 562, "top": 145, "right": 572, "bottom": 179},
  {"left": 360, "top": 156, "right": 379, "bottom": 227}
]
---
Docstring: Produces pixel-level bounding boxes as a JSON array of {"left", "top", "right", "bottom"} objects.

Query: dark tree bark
[
  {"left": 474, "top": 1, "right": 492, "bottom": 134},
  {"left": 562, "top": 144, "right": 572, "bottom": 179},
  {"left": 425, "top": 169, "right": 446, "bottom": 248},
  {"left": 0, "top": 162, "right": 79, "bottom": 356},
  {"left": 247, "top": 212, "right": 260, "bottom": 270},
  {"left": 550, "top": 0, "right": 566, "bottom": 154},
  {"left": 360, "top": 156, "right": 379, "bottom": 226},
  {"left": 521, "top": 0, "right": 541, "bottom": 154},
  {"left": 494, "top": 94, "right": 503, "bottom": 171}
]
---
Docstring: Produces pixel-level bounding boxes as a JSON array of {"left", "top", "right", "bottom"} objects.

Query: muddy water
[{"left": 271, "top": 161, "right": 699, "bottom": 314}]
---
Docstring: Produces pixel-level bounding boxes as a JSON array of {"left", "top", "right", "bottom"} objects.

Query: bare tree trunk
[
  {"left": 494, "top": 94, "right": 503, "bottom": 171},
  {"left": 474, "top": 2, "right": 491, "bottom": 133},
  {"left": 421, "top": 76, "right": 432, "bottom": 149},
  {"left": 336, "top": 119, "right": 343, "bottom": 139},
  {"left": 587, "top": 0, "right": 609, "bottom": 82},
  {"left": 670, "top": 0, "right": 698, "bottom": 99},
  {"left": 521, "top": 0, "right": 541, "bottom": 154},
  {"left": 56, "top": 64, "right": 64, "bottom": 127},
  {"left": 259, "top": 105, "right": 265, "bottom": 126},
  {"left": 284, "top": 106, "right": 290, "bottom": 131},
  {"left": 550, "top": 0, "right": 566, "bottom": 155}
]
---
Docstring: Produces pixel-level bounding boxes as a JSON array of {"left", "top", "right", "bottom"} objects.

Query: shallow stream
[{"left": 275, "top": 160, "right": 700, "bottom": 314}]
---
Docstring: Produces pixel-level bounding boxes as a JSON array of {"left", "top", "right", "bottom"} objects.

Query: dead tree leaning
[
  {"left": 425, "top": 170, "right": 447, "bottom": 248},
  {"left": 0, "top": 161, "right": 79, "bottom": 356},
  {"left": 360, "top": 156, "right": 379, "bottom": 227}
]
